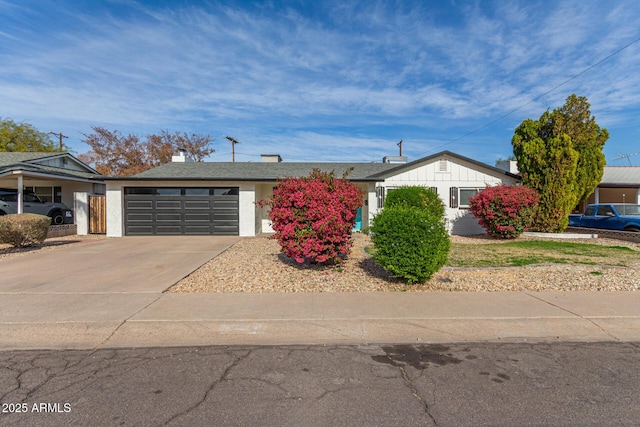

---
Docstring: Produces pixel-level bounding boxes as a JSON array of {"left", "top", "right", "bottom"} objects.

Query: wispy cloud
[{"left": 1, "top": 0, "right": 639, "bottom": 163}]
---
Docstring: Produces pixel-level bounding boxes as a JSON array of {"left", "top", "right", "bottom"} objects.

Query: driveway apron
[{"left": 0, "top": 236, "right": 240, "bottom": 293}]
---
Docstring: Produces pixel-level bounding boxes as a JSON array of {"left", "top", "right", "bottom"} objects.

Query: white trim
[
  {"left": 25, "top": 152, "right": 101, "bottom": 175},
  {"left": 17, "top": 175, "right": 23, "bottom": 214},
  {"left": 0, "top": 169, "right": 103, "bottom": 184}
]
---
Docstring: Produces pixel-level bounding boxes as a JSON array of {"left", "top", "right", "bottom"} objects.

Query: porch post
[{"left": 17, "top": 174, "right": 23, "bottom": 214}]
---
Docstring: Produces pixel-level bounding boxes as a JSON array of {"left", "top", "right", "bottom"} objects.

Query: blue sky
[{"left": 1, "top": 0, "right": 639, "bottom": 165}]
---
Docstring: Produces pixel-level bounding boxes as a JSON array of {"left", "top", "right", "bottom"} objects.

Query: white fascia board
[{"left": 1, "top": 170, "right": 103, "bottom": 184}]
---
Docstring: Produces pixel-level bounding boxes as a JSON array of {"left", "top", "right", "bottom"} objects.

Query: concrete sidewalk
[{"left": 2, "top": 291, "right": 640, "bottom": 350}]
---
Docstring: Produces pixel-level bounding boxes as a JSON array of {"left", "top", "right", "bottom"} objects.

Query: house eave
[
  {"left": 0, "top": 169, "right": 104, "bottom": 184},
  {"left": 102, "top": 176, "right": 380, "bottom": 182}
]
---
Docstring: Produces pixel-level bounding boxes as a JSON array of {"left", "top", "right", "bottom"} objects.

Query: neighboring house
[
  {"left": 0, "top": 152, "right": 105, "bottom": 215},
  {"left": 498, "top": 161, "right": 640, "bottom": 212},
  {"left": 582, "top": 166, "right": 640, "bottom": 208},
  {"left": 103, "top": 150, "right": 519, "bottom": 237}
]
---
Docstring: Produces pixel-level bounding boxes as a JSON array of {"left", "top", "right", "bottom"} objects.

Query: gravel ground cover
[
  {"left": 170, "top": 233, "right": 640, "bottom": 293},
  {"left": 3, "top": 232, "right": 638, "bottom": 292}
]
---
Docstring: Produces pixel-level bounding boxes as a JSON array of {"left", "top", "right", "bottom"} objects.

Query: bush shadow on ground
[
  {"left": 0, "top": 239, "right": 82, "bottom": 255},
  {"left": 358, "top": 257, "right": 403, "bottom": 284},
  {"left": 276, "top": 253, "right": 348, "bottom": 271}
]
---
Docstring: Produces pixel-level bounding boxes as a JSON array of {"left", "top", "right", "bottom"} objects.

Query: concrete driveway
[{"left": 0, "top": 236, "right": 240, "bottom": 293}]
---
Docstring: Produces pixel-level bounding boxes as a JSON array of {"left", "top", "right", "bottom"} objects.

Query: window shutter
[
  {"left": 377, "top": 187, "right": 385, "bottom": 209},
  {"left": 449, "top": 187, "right": 458, "bottom": 208},
  {"left": 430, "top": 186, "right": 437, "bottom": 194}
]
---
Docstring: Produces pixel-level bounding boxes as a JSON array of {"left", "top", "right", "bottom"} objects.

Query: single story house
[
  {"left": 103, "top": 150, "right": 520, "bottom": 237},
  {"left": 0, "top": 152, "right": 105, "bottom": 211},
  {"left": 583, "top": 166, "right": 640, "bottom": 206}
]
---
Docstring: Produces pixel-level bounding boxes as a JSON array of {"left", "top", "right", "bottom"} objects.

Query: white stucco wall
[
  {"left": 239, "top": 184, "right": 256, "bottom": 236},
  {"left": 371, "top": 156, "right": 519, "bottom": 235},
  {"left": 74, "top": 192, "right": 89, "bottom": 235},
  {"left": 106, "top": 187, "right": 123, "bottom": 237}
]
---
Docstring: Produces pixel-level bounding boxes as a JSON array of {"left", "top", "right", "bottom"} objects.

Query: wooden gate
[{"left": 89, "top": 195, "right": 107, "bottom": 234}]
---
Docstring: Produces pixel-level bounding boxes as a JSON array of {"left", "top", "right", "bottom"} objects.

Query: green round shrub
[
  {"left": 384, "top": 186, "right": 445, "bottom": 218},
  {"left": 370, "top": 205, "right": 450, "bottom": 284}
]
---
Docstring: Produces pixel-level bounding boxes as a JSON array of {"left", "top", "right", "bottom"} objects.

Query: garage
[{"left": 124, "top": 187, "right": 239, "bottom": 235}]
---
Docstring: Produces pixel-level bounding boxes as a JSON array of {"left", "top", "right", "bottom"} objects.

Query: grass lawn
[{"left": 446, "top": 240, "right": 639, "bottom": 268}]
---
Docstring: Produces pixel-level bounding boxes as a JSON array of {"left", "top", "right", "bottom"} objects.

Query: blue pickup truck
[{"left": 569, "top": 204, "right": 640, "bottom": 232}]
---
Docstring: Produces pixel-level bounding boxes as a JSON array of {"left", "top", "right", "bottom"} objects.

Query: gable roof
[
  {"left": 0, "top": 152, "right": 103, "bottom": 181},
  {"left": 367, "top": 150, "right": 520, "bottom": 179},
  {"left": 112, "top": 161, "right": 398, "bottom": 181},
  {"left": 104, "top": 150, "right": 516, "bottom": 182}
]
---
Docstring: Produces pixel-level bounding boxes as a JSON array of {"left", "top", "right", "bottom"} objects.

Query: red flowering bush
[
  {"left": 469, "top": 185, "right": 540, "bottom": 239},
  {"left": 258, "top": 169, "right": 364, "bottom": 264}
]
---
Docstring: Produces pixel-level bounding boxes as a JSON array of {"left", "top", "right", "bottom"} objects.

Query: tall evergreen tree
[
  {"left": 512, "top": 117, "right": 578, "bottom": 232},
  {"left": 512, "top": 95, "right": 606, "bottom": 232},
  {"left": 553, "top": 95, "right": 609, "bottom": 203}
]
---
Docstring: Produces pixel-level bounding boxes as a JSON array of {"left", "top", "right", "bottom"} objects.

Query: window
[
  {"left": 24, "top": 193, "right": 41, "bottom": 203},
  {"left": 213, "top": 188, "right": 238, "bottom": 196},
  {"left": 125, "top": 188, "right": 155, "bottom": 195},
  {"left": 25, "top": 186, "right": 53, "bottom": 202},
  {"left": 449, "top": 187, "right": 482, "bottom": 208},
  {"left": 185, "top": 188, "right": 210, "bottom": 196},
  {"left": 584, "top": 206, "right": 595, "bottom": 216},
  {"left": 459, "top": 188, "right": 481, "bottom": 208},
  {"left": 157, "top": 188, "right": 181, "bottom": 196},
  {"left": 596, "top": 205, "right": 614, "bottom": 217}
]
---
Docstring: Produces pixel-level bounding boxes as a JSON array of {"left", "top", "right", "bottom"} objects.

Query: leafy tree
[
  {"left": 511, "top": 95, "right": 607, "bottom": 232},
  {"left": 0, "top": 118, "right": 65, "bottom": 152},
  {"left": 79, "top": 127, "right": 215, "bottom": 176},
  {"left": 258, "top": 169, "right": 363, "bottom": 265}
]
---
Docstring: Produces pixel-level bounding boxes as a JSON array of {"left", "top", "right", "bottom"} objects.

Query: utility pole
[
  {"left": 225, "top": 136, "right": 241, "bottom": 162},
  {"left": 397, "top": 139, "right": 403, "bottom": 156},
  {"left": 49, "top": 131, "right": 68, "bottom": 151}
]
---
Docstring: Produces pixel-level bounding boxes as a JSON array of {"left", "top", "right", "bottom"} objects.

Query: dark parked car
[{"left": 0, "top": 188, "right": 73, "bottom": 225}]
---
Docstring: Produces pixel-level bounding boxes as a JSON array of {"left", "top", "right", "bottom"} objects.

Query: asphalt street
[{"left": 1, "top": 342, "right": 640, "bottom": 426}]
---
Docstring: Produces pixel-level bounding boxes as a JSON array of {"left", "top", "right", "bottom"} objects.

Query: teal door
[{"left": 353, "top": 208, "right": 362, "bottom": 231}]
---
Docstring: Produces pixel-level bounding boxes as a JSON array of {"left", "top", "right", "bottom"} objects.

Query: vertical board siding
[{"left": 89, "top": 195, "right": 107, "bottom": 234}]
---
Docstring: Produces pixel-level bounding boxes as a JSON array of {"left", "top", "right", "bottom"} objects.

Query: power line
[
  {"left": 416, "top": 34, "right": 640, "bottom": 157},
  {"left": 224, "top": 136, "right": 241, "bottom": 162},
  {"left": 49, "top": 131, "right": 68, "bottom": 151}
]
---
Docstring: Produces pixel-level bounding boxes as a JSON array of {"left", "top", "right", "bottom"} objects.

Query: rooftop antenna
[
  {"left": 397, "top": 139, "right": 403, "bottom": 156},
  {"left": 225, "top": 136, "right": 241, "bottom": 162},
  {"left": 611, "top": 152, "right": 639, "bottom": 166}
]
